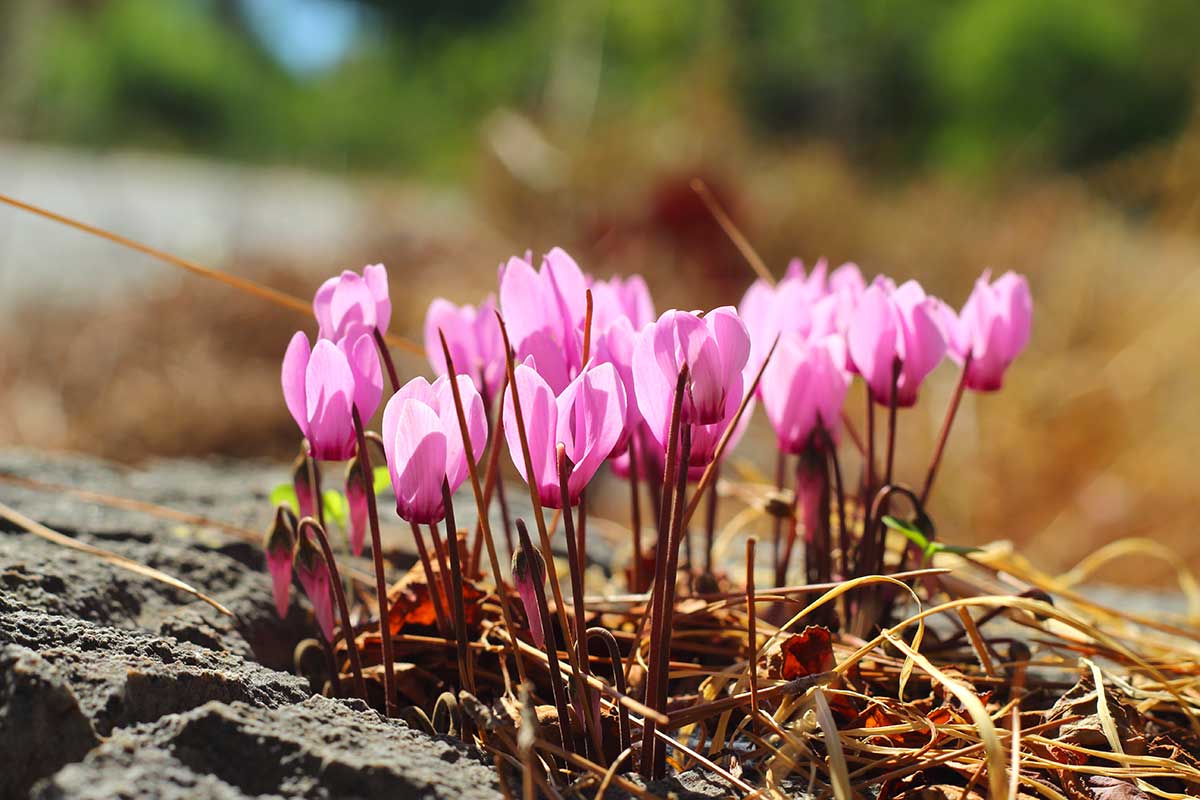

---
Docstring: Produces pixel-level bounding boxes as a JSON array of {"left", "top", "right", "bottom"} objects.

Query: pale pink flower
[{"left": 313, "top": 264, "right": 391, "bottom": 340}]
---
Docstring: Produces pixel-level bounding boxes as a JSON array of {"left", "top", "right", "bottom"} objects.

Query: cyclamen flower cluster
[{"left": 268, "top": 250, "right": 1031, "bottom": 739}]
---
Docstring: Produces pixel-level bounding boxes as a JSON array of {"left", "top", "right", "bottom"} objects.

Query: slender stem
[
  {"left": 576, "top": 492, "right": 588, "bottom": 597},
  {"left": 428, "top": 521, "right": 455, "bottom": 620},
  {"left": 351, "top": 407, "right": 397, "bottom": 717},
  {"left": 409, "top": 520, "right": 452, "bottom": 635},
  {"left": 494, "top": 313, "right": 582, "bottom": 674},
  {"left": 885, "top": 357, "right": 901, "bottom": 488},
  {"left": 441, "top": 480, "right": 475, "bottom": 697},
  {"left": 864, "top": 387, "right": 876, "bottom": 505},
  {"left": 304, "top": 443, "right": 325, "bottom": 530},
  {"left": 638, "top": 368, "right": 689, "bottom": 779},
  {"left": 586, "top": 627, "right": 631, "bottom": 756},
  {"left": 627, "top": 434, "right": 644, "bottom": 593},
  {"left": 372, "top": 328, "right": 401, "bottom": 394},
  {"left": 921, "top": 355, "right": 972, "bottom": 507},
  {"left": 648, "top": 422, "right": 692, "bottom": 780},
  {"left": 703, "top": 460, "right": 719, "bottom": 575},
  {"left": 771, "top": 450, "right": 786, "bottom": 580},
  {"left": 480, "top": 376, "right": 515, "bottom": 565},
  {"left": 516, "top": 519, "right": 576, "bottom": 754},
  {"left": 680, "top": 333, "right": 777, "bottom": 529},
  {"left": 555, "top": 448, "right": 604, "bottom": 759},
  {"left": 318, "top": 636, "right": 343, "bottom": 697},
  {"left": 298, "top": 517, "right": 367, "bottom": 702},
  {"left": 823, "top": 427, "right": 849, "bottom": 580},
  {"left": 437, "top": 329, "right": 527, "bottom": 684},
  {"left": 746, "top": 537, "right": 760, "bottom": 727}
]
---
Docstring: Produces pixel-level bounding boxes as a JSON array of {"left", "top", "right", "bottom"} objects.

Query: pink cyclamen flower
[
  {"left": 294, "top": 533, "right": 334, "bottom": 641},
  {"left": 381, "top": 375, "right": 488, "bottom": 525},
  {"left": 503, "top": 358, "right": 627, "bottom": 509},
  {"left": 739, "top": 259, "right": 825, "bottom": 377},
  {"left": 281, "top": 328, "right": 383, "bottom": 460},
  {"left": 264, "top": 506, "right": 297, "bottom": 619},
  {"left": 291, "top": 453, "right": 316, "bottom": 520},
  {"left": 499, "top": 248, "right": 589, "bottom": 394},
  {"left": 589, "top": 273, "right": 656, "bottom": 332},
  {"left": 847, "top": 281, "right": 946, "bottom": 407},
  {"left": 423, "top": 294, "right": 506, "bottom": 398},
  {"left": 761, "top": 333, "right": 850, "bottom": 453},
  {"left": 345, "top": 458, "right": 368, "bottom": 557},
  {"left": 313, "top": 264, "right": 391, "bottom": 340},
  {"left": 951, "top": 270, "right": 1032, "bottom": 391},
  {"left": 633, "top": 307, "right": 750, "bottom": 449}
]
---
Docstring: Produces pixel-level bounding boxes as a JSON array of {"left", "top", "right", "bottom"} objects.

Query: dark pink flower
[
  {"left": 950, "top": 270, "right": 1032, "bottom": 391},
  {"left": 685, "top": 388, "right": 755, "bottom": 479},
  {"left": 294, "top": 533, "right": 334, "bottom": 641},
  {"left": 847, "top": 281, "right": 946, "bottom": 407},
  {"left": 313, "top": 264, "right": 391, "bottom": 340},
  {"left": 381, "top": 375, "right": 488, "bottom": 525},
  {"left": 263, "top": 506, "right": 297, "bottom": 619},
  {"left": 632, "top": 307, "right": 750, "bottom": 448},
  {"left": 423, "top": 294, "right": 506, "bottom": 398},
  {"left": 281, "top": 329, "right": 383, "bottom": 460},
  {"left": 761, "top": 333, "right": 850, "bottom": 453},
  {"left": 503, "top": 359, "right": 627, "bottom": 509},
  {"left": 511, "top": 541, "right": 547, "bottom": 648}
]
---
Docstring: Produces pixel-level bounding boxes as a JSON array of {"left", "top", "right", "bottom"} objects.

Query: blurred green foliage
[{"left": 10, "top": 0, "right": 1200, "bottom": 176}]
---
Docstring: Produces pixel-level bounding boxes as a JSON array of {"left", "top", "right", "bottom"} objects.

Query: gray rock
[
  {"left": 0, "top": 605, "right": 312, "bottom": 737},
  {"left": 0, "top": 645, "right": 100, "bottom": 799},
  {"left": 33, "top": 696, "right": 503, "bottom": 800}
]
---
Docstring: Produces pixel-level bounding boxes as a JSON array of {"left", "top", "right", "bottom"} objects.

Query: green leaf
[
  {"left": 322, "top": 490, "right": 348, "bottom": 529},
  {"left": 882, "top": 515, "right": 930, "bottom": 551},
  {"left": 372, "top": 466, "right": 392, "bottom": 494},
  {"left": 882, "top": 515, "right": 983, "bottom": 559},
  {"left": 269, "top": 482, "right": 299, "bottom": 513}
]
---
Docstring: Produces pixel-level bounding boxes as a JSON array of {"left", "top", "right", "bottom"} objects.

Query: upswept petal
[
  {"left": 282, "top": 332, "right": 311, "bottom": 435},
  {"left": 343, "top": 329, "right": 382, "bottom": 421},
  {"left": 503, "top": 360, "right": 558, "bottom": 506},
  {"left": 362, "top": 263, "right": 392, "bottom": 334},
  {"left": 847, "top": 284, "right": 899, "bottom": 402},
  {"left": 328, "top": 270, "right": 377, "bottom": 339},
  {"left": 433, "top": 374, "right": 487, "bottom": 493},
  {"left": 391, "top": 400, "right": 448, "bottom": 524}
]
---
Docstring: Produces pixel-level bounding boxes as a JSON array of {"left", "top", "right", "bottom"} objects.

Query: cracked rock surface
[{"left": 0, "top": 450, "right": 501, "bottom": 799}]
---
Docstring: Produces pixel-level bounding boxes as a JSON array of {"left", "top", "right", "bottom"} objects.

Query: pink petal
[
  {"left": 312, "top": 277, "right": 337, "bottom": 339},
  {"left": 433, "top": 374, "right": 488, "bottom": 493},
  {"left": 847, "top": 284, "right": 899, "bottom": 403},
  {"left": 266, "top": 547, "right": 293, "bottom": 619},
  {"left": 343, "top": 329, "right": 382, "bottom": 421},
  {"left": 297, "top": 560, "right": 335, "bottom": 642},
  {"left": 559, "top": 363, "right": 626, "bottom": 502},
  {"left": 362, "top": 263, "right": 391, "bottom": 334},
  {"left": 391, "top": 400, "right": 448, "bottom": 524},
  {"left": 423, "top": 298, "right": 473, "bottom": 380},
  {"left": 499, "top": 256, "right": 551, "bottom": 350},
  {"left": 328, "top": 270, "right": 377, "bottom": 339},
  {"left": 896, "top": 299, "right": 946, "bottom": 406},
  {"left": 305, "top": 340, "right": 357, "bottom": 459},
  {"left": 632, "top": 313, "right": 681, "bottom": 449},
  {"left": 281, "top": 332, "right": 311, "bottom": 436},
  {"left": 346, "top": 476, "right": 367, "bottom": 557},
  {"left": 503, "top": 362, "right": 557, "bottom": 507}
]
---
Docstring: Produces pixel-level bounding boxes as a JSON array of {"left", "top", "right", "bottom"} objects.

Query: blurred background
[{"left": 2, "top": 0, "right": 1199, "bottom": 582}]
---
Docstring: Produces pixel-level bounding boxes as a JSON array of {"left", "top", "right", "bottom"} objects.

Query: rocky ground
[
  {"left": 0, "top": 450, "right": 735, "bottom": 800},
  {"left": 0, "top": 449, "right": 507, "bottom": 799}
]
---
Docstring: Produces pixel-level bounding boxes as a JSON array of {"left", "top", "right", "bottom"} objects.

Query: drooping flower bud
[
  {"left": 511, "top": 540, "right": 548, "bottom": 648},
  {"left": 294, "top": 528, "right": 335, "bottom": 642},
  {"left": 263, "top": 505, "right": 297, "bottom": 619}
]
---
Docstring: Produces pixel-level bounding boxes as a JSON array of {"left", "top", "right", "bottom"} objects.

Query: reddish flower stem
[
  {"left": 479, "top": 376, "right": 515, "bottom": 564},
  {"left": 772, "top": 450, "right": 786, "bottom": 580},
  {"left": 627, "top": 434, "right": 644, "bottom": 593},
  {"left": 372, "top": 328, "right": 401, "bottom": 394},
  {"left": 303, "top": 443, "right": 325, "bottom": 530},
  {"left": 746, "top": 537, "right": 760, "bottom": 727},
  {"left": 440, "top": 479, "right": 475, "bottom": 697},
  {"left": 647, "top": 421, "right": 692, "bottom": 780},
  {"left": 515, "top": 519, "right": 575, "bottom": 754},
  {"left": 428, "top": 521, "right": 455, "bottom": 621},
  {"left": 297, "top": 517, "right": 367, "bottom": 702},
  {"left": 921, "top": 354, "right": 972, "bottom": 507},
  {"left": 703, "top": 460, "right": 720, "bottom": 575},
  {"left": 586, "top": 626, "right": 631, "bottom": 755},
  {"left": 409, "top": 520, "right": 452, "bottom": 635},
  {"left": 821, "top": 426, "right": 849, "bottom": 580},
  {"left": 638, "top": 367, "right": 689, "bottom": 779},
  {"left": 556, "top": 448, "right": 604, "bottom": 759},
  {"left": 351, "top": 407, "right": 397, "bottom": 717},
  {"left": 437, "top": 329, "right": 528, "bottom": 684}
]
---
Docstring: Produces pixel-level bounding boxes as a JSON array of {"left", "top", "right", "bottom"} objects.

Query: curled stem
[
  {"left": 296, "top": 516, "right": 367, "bottom": 702},
  {"left": 351, "top": 407, "right": 397, "bottom": 717}
]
